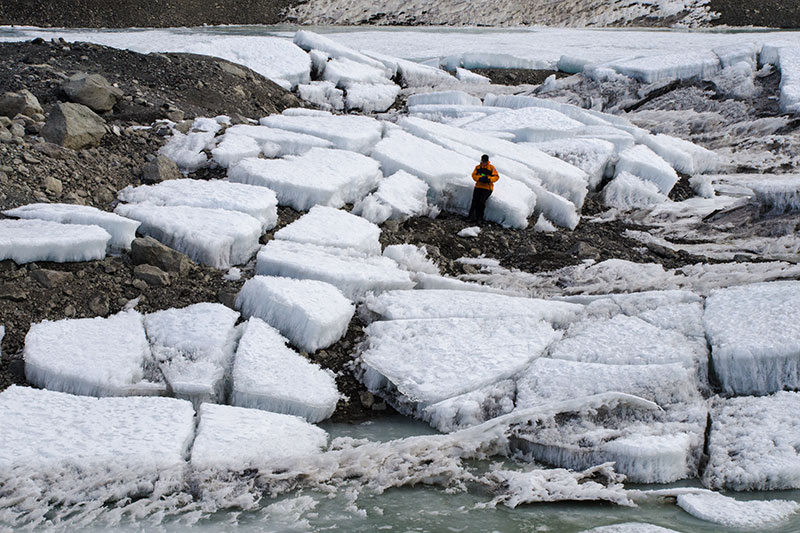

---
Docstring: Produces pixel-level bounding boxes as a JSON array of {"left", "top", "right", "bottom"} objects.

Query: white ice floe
[
  {"left": 603, "top": 171, "right": 669, "bottom": 210},
  {"left": 345, "top": 82, "right": 400, "bottom": 112},
  {"left": 210, "top": 132, "right": 262, "bottom": 168},
  {"left": 576, "top": 125, "right": 636, "bottom": 154},
  {"left": 323, "top": 57, "right": 393, "bottom": 88},
  {"left": 0, "top": 385, "right": 194, "bottom": 470},
  {"left": 223, "top": 124, "right": 336, "bottom": 156},
  {"left": 24, "top": 310, "right": 162, "bottom": 397},
  {"left": 549, "top": 314, "right": 705, "bottom": 368},
  {"left": 256, "top": 240, "right": 415, "bottom": 300},
  {"left": 114, "top": 203, "right": 263, "bottom": 269},
  {"left": 677, "top": 492, "right": 799, "bottom": 529},
  {"left": 749, "top": 175, "right": 800, "bottom": 215},
  {"left": 191, "top": 402, "right": 329, "bottom": 471},
  {"left": 516, "top": 358, "right": 700, "bottom": 409},
  {"left": 604, "top": 50, "right": 721, "bottom": 84},
  {"left": 144, "top": 303, "right": 240, "bottom": 406},
  {"left": 640, "top": 133, "right": 720, "bottom": 175},
  {"left": 0, "top": 218, "right": 111, "bottom": 264},
  {"left": 464, "top": 106, "right": 584, "bottom": 143},
  {"left": 274, "top": 205, "right": 381, "bottom": 255},
  {"left": 229, "top": 148, "right": 381, "bottom": 211},
  {"left": 533, "top": 138, "right": 615, "bottom": 190},
  {"left": 366, "top": 50, "right": 457, "bottom": 87},
  {"left": 159, "top": 117, "right": 222, "bottom": 172},
  {"left": 761, "top": 44, "right": 800, "bottom": 113},
  {"left": 382, "top": 244, "right": 440, "bottom": 277},
  {"left": 458, "top": 226, "right": 480, "bottom": 237},
  {"left": 297, "top": 81, "right": 345, "bottom": 111},
  {"left": 260, "top": 112, "right": 383, "bottom": 154},
  {"left": 581, "top": 523, "right": 679, "bottom": 533},
  {"left": 407, "top": 91, "right": 482, "bottom": 107},
  {"left": 352, "top": 170, "right": 430, "bottom": 224},
  {"left": 534, "top": 214, "right": 557, "bottom": 232},
  {"left": 3, "top": 203, "right": 139, "bottom": 250},
  {"left": 615, "top": 145, "right": 679, "bottom": 195},
  {"left": 704, "top": 281, "right": 800, "bottom": 395},
  {"left": 364, "top": 289, "right": 582, "bottom": 327},
  {"left": 117, "top": 178, "right": 278, "bottom": 231},
  {"left": 235, "top": 276, "right": 354, "bottom": 353},
  {"left": 360, "top": 317, "right": 560, "bottom": 407},
  {"left": 293, "top": 30, "right": 389, "bottom": 74},
  {"left": 230, "top": 317, "right": 340, "bottom": 422},
  {"left": 455, "top": 67, "right": 491, "bottom": 84}
]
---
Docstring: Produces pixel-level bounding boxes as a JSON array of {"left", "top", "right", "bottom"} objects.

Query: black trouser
[{"left": 469, "top": 187, "right": 492, "bottom": 221}]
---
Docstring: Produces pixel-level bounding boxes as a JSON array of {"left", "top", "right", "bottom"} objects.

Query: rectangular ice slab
[
  {"left": 4, "top": 203, "right": 139, "bottom": 250},
  {"left": 704, "top": 392, "right": 800, "bottom": 491},
  {"left": 235, "top": 276, "right": 354, "bottom": 353},
  {"left": 256, "top": 240, "right": 415, "bottom": 300},
  {"left": 274, "top": 205, "right": 381, "bottom": 255},
  {"left": 345, "top": 82, "right": 400, "bottom": 113},
  {"left": 144, "top": 303, "right": 240, "bottom": 406},
  {"left": 24, "top": 310, "right": 162, "bottom": 397},
  {"left": 114, "top": 203, "right": 263, "bottom": 269},
  {"left": 191, "top": 403, "right": 329, "bottom": 471},
  {"left": 464, "top": 106, "right": 584, "bottom": 143},
  {"left": 0, "top": 386, "right": 194, "bottom": 470},
  {"left": 222, "top": 124, "right": 335, "bottom": 156},
  {"left": 603, "top": 171, "right": 668, "bottom": 210},
  {"left": 615, "top": 144, "right": 679, "bottom": 195},
  {"left": 117, "top": 178, "right": 278, "bottom": 231},
  {"left": 353, "top": 170, "right": 430, "bottom": 224},
  {"left": 230, "top": 318, "right": 340, "bottom": 423},
  {"left": 0, "top": 218, "right": 110, "bottom": 264},
  {"left": 228, "top": 148, "right": 381, "bottom": 211},
  {"left": 260, "top": 113, "right": 383, "bottom": 154},
  {"left": 360, "top": 317, "right": 560, "bottom": 405},
  {"left": 364, "top": 289, "right": 582, "bottom": 327},
  {"left": 704, "top": 281, "right": 800, "bottom": 395}
]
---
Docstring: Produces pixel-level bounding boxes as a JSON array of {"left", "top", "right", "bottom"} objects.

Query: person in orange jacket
[{"left": 468, "top": 154, "right": 499, "bottom": 222}]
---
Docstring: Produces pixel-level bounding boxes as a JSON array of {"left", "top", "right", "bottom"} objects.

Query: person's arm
[
  {"left": 490, "top": 165, "right": 499, "bottom": 182},
  {"left": 472, "top": 165, "right": 481, "bottom": 182}
]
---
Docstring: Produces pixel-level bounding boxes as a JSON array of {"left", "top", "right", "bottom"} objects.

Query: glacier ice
[
  {"left": 223, "top": 123, "right": 335, "bottom": 155},
  {"left": 533, "top": 138, "right": 615, "bottom": 190},
  {"left": 407, "top": 91, "right": 481, "bottom": 107},
  {"left": 260, "top": 112, "right": 383, "bottom": 154},
  {"left": 615, "top": 145, "right": 679, "bottom": 196},
  {"left": 345, "top": 82, "right": 400, "bottom": 113},
  {"left": 297, "top": 80, "right": 345, "bottom": 111},
  {"left": 274, "top": 205, "right": 382, "bottom": 255},
  {"left": 352, "top": 170, "right": 430, "bottom": 224},
  {"left": 603, "top": 171, "right": 668, "bottom": 210},
  {"left": 0, "top": 218, "right": 111, "bottom": 264},
  {"left": 677, "top": 491, "right": 799, "bottom": 529},
  {"left": 322, "top": 57, "right": 393, "bottom": 88},
  {"left": 210, "top": 132, "right": 262, "bottom": 168}
]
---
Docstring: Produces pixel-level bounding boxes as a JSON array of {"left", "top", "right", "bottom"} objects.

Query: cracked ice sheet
[
  {"left": 23, "top": 310, "right": 163, "bottom": 398},
  {"left": 360, "top": 316, "right": 560, "bottom": 406},
  {"left": 230, "top": 318, "right": 340, "bottom": 423},
  {"left": 144, "top": 303, "right": 240, "bottom": 406},
  {"left": 191, "top": 403, "right": 329, "bottom": 471},
  {"left": 704, "top": 392, "right": 800, "bottom": 491}
]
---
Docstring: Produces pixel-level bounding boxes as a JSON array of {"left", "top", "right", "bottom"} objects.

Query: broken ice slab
[
  {"left": 603, "top": 171, "right": 668, "bottom": 210},
  {"left": 344, "top": 82, "right": 400, "bottom": 113},
  {"left": 260, "top": 112, "right": 383, "bottom": 154},
  {"left": 117, "top": 178, "right": 278, "bottom": 231},
  {"left": 363, "top": 289, "right": 582, "bottom": 327},
  {"left": 353, "top": 170, "right": 430, "bottom": 224},
  {"left": 191, "top": 403, "right": 329, "bottom": 472},
  {"left": 704, "top": 392, "right": 800, "bottom": 491},
  {"left": 0, "top": 218, "right": 110, "bottom": 263},
  {"left": 463, "top": 106, "right": 584, "bottom": 143},
  {"left": 230, "top": 318, "right": 339, "bottom": 423},
  {"left": 24, "top": 310, "right": 164, "bottom": 398},
  {"left": 114, "top": 203, "right": 263, "bottom": 269},
  {"left": 228, "top": 147, "right": 381, "bottom": 211},
  {"left": 704, "top": 281, "right": 800, "bottom": 395},
  {"left": 210, "top": 132, "right": 262, "bottom": 168},
  {"left": 676, "top": 491, "right": 799, "bottom": 529},
  {"left": 236, "top": 276, "right": 354, "bottom": 353},
  {"left": 144, "top": 303, "right": 240, "bottom": 407},
  {"left": 222, "top": 124, "right": 335, "bottom": 156},
  {"left": 256, "top": 240, "right": 415, "bottom": 300},
  {"left": 3, "top": 203, "right": 139, "bottom": 250},
  {"left": 274, "top": 205, "right": 382, "bottom": 255},
  {"left": 533, "top": 137, "right": 616, "bottom": 191},
  {"left": 360, "top": 316, "right": 560, "bottom": 407},
  {"left": 615, "top": 144, "right": 678, "bottom": 196},
  {"left": 0, "top": 385, "right": 194, "bottom": 471}
]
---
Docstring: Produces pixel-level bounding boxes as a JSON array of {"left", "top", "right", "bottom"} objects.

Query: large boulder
[
  {"left": 130, "top": 236, "right": 191, "bottom": 274},
  {"left": 0, "top": 89, "right": 43, "bottom": 119},
  {"left": 141, "top": 154, "right": 182, "bottom": 184},
  {"left": 41, "top": 102, "right": 106, "bottom": 150},
  {"left": 62, "top": 73, "right": 124, "bottom": 113}
]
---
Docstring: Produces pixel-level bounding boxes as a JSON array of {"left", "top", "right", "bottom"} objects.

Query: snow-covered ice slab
[
  {"left": 144, "top": 303, "right": 240, "bottom": 406},
  {"left": 24, "top": 310, "right": 163, "bottom": 397},
  {"left": 260, "top": 112, "right": 383, "bottom": 154},
  {"left": 533, "top": 138, "right": 615, "bottom": 190},
  {"left": 222, "top": 124, "right": 335, "bottom": 156},
  {"left": 464, "top": 106, "right": 584, "bottom": 143},
  {"left": 191, "top": 403, "right": 329, "bottom": 471},
  {"left": 751, "top": 44, "right": 800, "bottom": 113},
  {"left": 366, "top": 50, "right": 456, "bottom": 87},
  {"left": 704, "top": 392, "right": 800, "bottom": 491},
  {"left": 230, "top": 318, "right": 339, "bottom": 423},
  {"left": 677, "top": 492, "right": 799, "bottom": 529},
  {"left": 407, "top": 91, "right": 481, "bottom": 107},
  {"left": 582, "top": 524, "right": 679, "bottom": 533},
  {"left": 605, "top": 50, "right": 721, "bottom": 84},
  {"left": 603, "top": 171, "right": 668, "bottom": 210},
  {"left": 615, "top": 145, "right": 679, "bottom": 195},
  {"left": 0, "top": 385, "right": 194, "bottom": 471},
  {"left": 4, "top": 203, "right": 139, "bottom": 250},
  {"left": 549, "top": 314, "right": 705, "bottom": 368},
  {"left": 293, "top": 30, "right": 389, "bottom": 75},
  {"left": 297, "top": 80, "right": 345, "bottom": 111},
  {"left": 704, "top": 281, "right": 800, "bottom": 395},
  {"left": 516, "top": 358, "right": 700, "bottom": 409},
  {"left": 322, "top": 57, "right": 392, "bottom": 88},
  {"left": 274, "top": 205, "right": 381, "bottom": 255},
  {"left": 345, "top": 82, "right": 400, "bottom": 113},
  {"left": 256, "top": 240, "right": 414, "bottom": 300},
  {"left": 353, "top": 170, "right": 429, "bottom": 224},
  {"left": 159, "top": 117, "right": 222, "bottom": 172},
  {"left": 360, "top": 317, "right": 560, "bottom": 407},
  {"left": 228, "top": 148, "right": 381, "bottom": 211},
  {"left": 117, "top": 178, "right": 278, "bottom": 231},
  {"left": 235, "top": 276, "right": 354, "bottom": 353},
  {"left": 640, "top": 133, "right": 720, "bottom": 175},
  {"left": 423, "top": 379, "right": 516, "bottom": 433},
  {"left": 364, "top": 289, "right": 582, "bottom": 327},
  {"left": 749, "top": 175, "right": 800, "bottom": 215},
  {"left": 114, "top": 203, "right": 263, "bottom": 269},
  {"left": 210, "top": 132, "right": 262, "bottom": 168},
  {"left": 0, "top": 218, "right": 110, "bottom": 264}
]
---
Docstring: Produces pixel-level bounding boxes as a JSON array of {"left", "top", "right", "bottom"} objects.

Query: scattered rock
[
  {"left": 133, "top": 264, "right": 171, "bottom": 286},
  {"left": 217, "top": 288, "right": 238, "bottom": 309},
  {"left": 0, "top": 89, "right": 43, "bottom": 118},
  {"left": 32, "top": 142, "right": 65, "bottom": 159},
  {"left": 130, "top": 236, "right": 191, "bottom": 274},
  {"left": 141, "top": 154, "right": 181, "bottom": 184},
  {"left": 41, "top": 102, "right": 106, "bottom": 150},
  {"left": 131, "top": 278, "right": 148, "bottom": 291},
  {"left": 0, "top": 285, "right": 28, "bottom": 301},
  {"left": 63, "top": 304, "right": 77, "bottom": 317},
  {"left": 30, "top": 268, "right": 74, "bottom": 288},
  {"left": 43, "top": 175, "right": 63, "bottom": 196},
  {"left": 569, "top": 241, "right": 600, "bottom": 259},
  {"left": 62, "top": 72, "right": 124, "bottom": 113},
  {"left": 359, "top": 390, "right": 375, "bottom": 409},
  {"left": 88, "top": 294, "right": 110, "bottom": 315}
]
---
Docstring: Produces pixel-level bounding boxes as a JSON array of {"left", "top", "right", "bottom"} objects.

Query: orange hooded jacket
[{"left": 472, "top": 162, "right": 499, "bottom": 191}]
